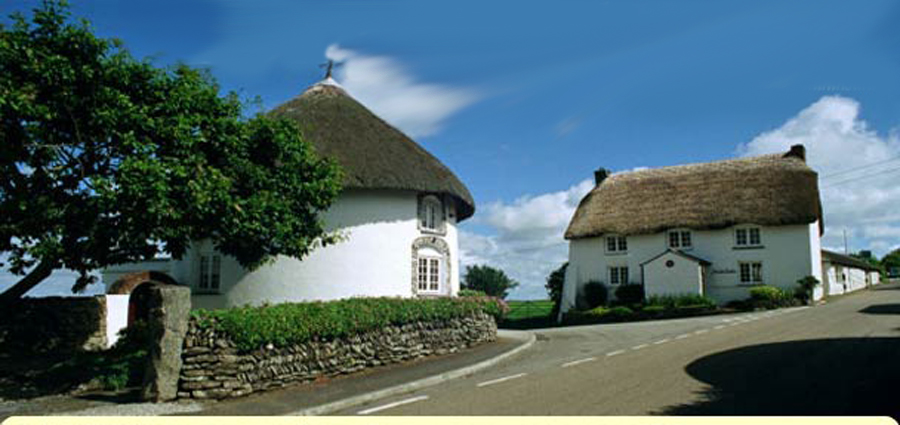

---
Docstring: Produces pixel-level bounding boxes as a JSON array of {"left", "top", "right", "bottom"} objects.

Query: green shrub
[
  {"left": 748, "top": 285, "right": 796, "bottom": 309},
  {"left": 458, "top": 289, "right": 488, "bottom": 297},
  {"left": 607, "top": 306, "right": 634, "bottom": 319},
  {"left": 641, "top": 305, "right": 667, "bottom": 315},
  {"left": 582, "top": 281, "right": 608, "bottom": 309},
  {"left": 794, "top": 276, "right": 819, "bottom": 304},
  {"left": 614, "top": 284, "right": 644, "bottom": 305},
  {"left": 646, "top": 294, "right": 716, "bottom": 309},
  {"left": 193, "top": 297, "right": 507, "bottom": 351}
]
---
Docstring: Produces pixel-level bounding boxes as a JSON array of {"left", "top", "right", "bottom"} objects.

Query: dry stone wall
[{"left": 177, "top": 311, "right": 497, "bottom": 400}]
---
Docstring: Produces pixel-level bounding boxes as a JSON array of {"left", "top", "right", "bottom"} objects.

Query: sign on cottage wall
[{"left": 712, "top": 268, "right": 737, "bottom": 274}]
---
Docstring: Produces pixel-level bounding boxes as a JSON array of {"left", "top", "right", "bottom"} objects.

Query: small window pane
[
  {"left": 607, "top": 237, "right": 617, "bottom": 252},
  {"left": 429, "top": 258, "right": 440, "bottom": 291},
  {"left": 749, "top": 228, "right": 761, "bottom": 245},
  {"left": 199, "top": 256, "right": 209, "bottom": 289},
  {"left": 681, "top": 231, "right": 691, "bottom": 248},
  {"left": 621, "top": 267, "right": 629, "bottom": 284},
  {"left": 418, "top": 258, "right": 429, "bottom": 291},
  {"left": 210, "top": 255, "right": 221, "bottom": 289},
  {"left": 617, "top": 236, "right": 627, "bottom": 252},
  {"left": 752, "top": 263, "right": 763, "bottom": 282},
  {"left": 736, "top": 229, "right": 747, "bottom": 246},
  {"left": 669, "top": 232, "right": 680, "bottom": 248}
]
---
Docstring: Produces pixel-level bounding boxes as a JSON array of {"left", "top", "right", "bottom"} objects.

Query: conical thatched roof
[
  {"left": 565, "top": 146, "right": 822, "bottom": 239},
  {"left": 270, "top": 80, "right": 475, "bottom": 221}
]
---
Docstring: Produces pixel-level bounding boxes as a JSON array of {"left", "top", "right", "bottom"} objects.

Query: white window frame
[
  {"left": 197, "top": 253, "right": 222, "bottom": 293},
  {"left": 605, "top": 235, "right": 628, "bottom": 254},
  {"left": 739, "top": 261, "right": 763, "bottom": 285},
  {"left": 419, "top": 195, "right": 445, "bottom": 234},
  {"left": 735, "top": 226, "right": 762, "bottom": 248},
  {"left": 608, "top": 266, "right": 629, "bottom": 285},
  {"left": 417, "top": 255, "right": 443, "bottom": 294},
  {"left": 668, "top": 229, "right": 692, "bottom": 249}
]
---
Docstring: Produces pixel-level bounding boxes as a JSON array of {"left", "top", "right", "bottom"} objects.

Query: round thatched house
[{"left": 103, "top": 78, "right": 474, "bottom": 309}]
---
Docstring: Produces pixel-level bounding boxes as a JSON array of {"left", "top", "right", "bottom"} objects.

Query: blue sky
[{"left": 3, "top": 0, "right": 900, "bottom": 299}]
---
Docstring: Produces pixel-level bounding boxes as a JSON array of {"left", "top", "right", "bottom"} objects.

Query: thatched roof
[
  {"left": 565, "top": 146, "right": 822, "bottom": 239},
  {"left": 821, "top": 250, "right": 880, "bottom": 272},
  {"left": 270, "top": 80, "right": 475, "bottom": 221}
]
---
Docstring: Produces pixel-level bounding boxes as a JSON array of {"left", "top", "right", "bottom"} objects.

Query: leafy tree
[
  {"left": 462, "top": 265, "right": 519, "bottom": 300},
  {"left": 545, "top": 262, "right": 567, "bottom": 316},
  {"left": 878, "top": 249, "right": 900, "bottom": 274},
  {"left": 0, "top": 1, "right": 342, "bottom": 301}
]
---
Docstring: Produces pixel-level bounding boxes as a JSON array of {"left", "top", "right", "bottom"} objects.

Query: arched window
[
  {"left": 411, "top": 236, "right": 451, "bottom": 296},
  {"left": 419, "top": 195, "right": 444, "bottom": 232}
]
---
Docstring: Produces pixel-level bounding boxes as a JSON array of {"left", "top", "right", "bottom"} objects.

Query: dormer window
[
  {"left": 606, "top": 235, "right": 627, "bottom": 253},
  {"left": 419, "top": 195, "right": 444, "bottom": 233},
  {"left": 668, "top": 230, "right": 692, "bottom": 249}
]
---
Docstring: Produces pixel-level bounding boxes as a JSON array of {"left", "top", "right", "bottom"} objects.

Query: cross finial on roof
[{"left": 320, "top": 60, "right": 341, "bottom": 79}]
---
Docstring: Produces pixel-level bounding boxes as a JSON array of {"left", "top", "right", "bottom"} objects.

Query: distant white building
[
  {"left": 821, "top": 250, "right": 881, "bottom": 296},
  {"left": 560, "top": 145, "right": 824, "bottom": 314},
  {"left": 103, "top": 77, "right": 474, "bottom": 309}
]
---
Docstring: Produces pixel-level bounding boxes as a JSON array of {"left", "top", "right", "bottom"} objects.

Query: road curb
[{"left": 285, "top": 329, "right": 537, "bottom": 416}]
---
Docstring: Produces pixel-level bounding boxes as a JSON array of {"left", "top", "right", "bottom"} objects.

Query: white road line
[
  {"left": 728, "top": 322, "right": 740, "bottom": 326},
  {"left": 476, "top": 373, "right": 527, "bottom": 388},
  {"left": 714, "top": 325, "right": 726, "bottom": 330},
  {"left": 606, "top": 349, "right": 625, "bottom": 357},
  {"left": 631, "top": 344, "right": 649, "bottom": 350},
  {"left": 357, "top": 396, "right": 429, "bottom": 415},
  {"left": 653, "top": 338, "right": 670, "bottom": 345},
  {"left": 675, "top": 333, "right": 691, "bottom": 340},
  {"left": 561, "top": 357, "right": 596, "bottom": 368},
  {"left": 694, "top": 329, "right": 709, "bottom": 335}
]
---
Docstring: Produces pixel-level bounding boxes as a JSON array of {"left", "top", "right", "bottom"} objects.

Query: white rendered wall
[
  {"left": 564, "top": 222, "right": 820, "bottom": 312},
  {"left": 105, "top": 294, "right": 129, "bottom": 347},
  {"left": 168, "top": 189, "right": 460, "bottom": 309},
  {"left": 643, "top": 252, "right": 704, "bottom": 298}
]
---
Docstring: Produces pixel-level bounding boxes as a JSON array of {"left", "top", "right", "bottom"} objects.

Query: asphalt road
[{"left": 339, "top": 282, "right": 900, "bottom": 416}]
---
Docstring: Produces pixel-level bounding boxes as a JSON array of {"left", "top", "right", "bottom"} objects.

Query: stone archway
[{"left": 108, "top": 271, "right": 180, "bottom": 326}]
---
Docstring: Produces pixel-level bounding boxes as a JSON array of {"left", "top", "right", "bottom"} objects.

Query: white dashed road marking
[
  {"left": 357, "top": 396, "right": 429, "bottom": 415},
  {"left": 562, "top": 357, "right": 596, "bottom": 368},
  {"left": 675, "top": 333, "right": 691, "bottom": 340},
  {"left": 477, "top": 373, "right": 527, "bottom": 388},
  {"left": 606, "top": 349, "right": 625, "bottom": 357},
  {"left": 714, "top": 325, "right": 726, "bottom": 330},
  {"left": 693, "top": 329, "right": 709, "bottom": 335},
  {"left": 653, "top": 338, "right": 670, "bottom": 345},
  {"left": 631, "top": 344, "right": 649, "bottom": 351}
]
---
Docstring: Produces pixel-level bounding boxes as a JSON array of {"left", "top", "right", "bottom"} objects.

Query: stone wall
[
  {"left": 177, "top": 311, "right": 497, "bottom": 400},
  {"left": 0, "top": 296, "right": 107, "bottom": 354}
]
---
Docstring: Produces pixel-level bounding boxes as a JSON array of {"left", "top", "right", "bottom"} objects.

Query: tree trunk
[{"left": 0, "top": 259, "right": 56, "bottom": 302}]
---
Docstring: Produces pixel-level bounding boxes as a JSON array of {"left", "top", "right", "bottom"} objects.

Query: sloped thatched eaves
[
  {"left": 270, "top": 81, "right": 475, "bottom": 221},
  {"left": 822, "top": 250, "right": 880, "bottom": 272},
  {"left": 565, "top": 147, "right": 822, "bottom": 239}
]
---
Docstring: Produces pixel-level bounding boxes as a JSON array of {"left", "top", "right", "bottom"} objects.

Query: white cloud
[
  {"left": 459, "top": 179, "right": 594, "bottom": 299},
  {"left": 325, "top": 44, "right": 479, "bottom": 138},
  {"left": 738, "top": 95, "right": 900, "bottom": 256}
]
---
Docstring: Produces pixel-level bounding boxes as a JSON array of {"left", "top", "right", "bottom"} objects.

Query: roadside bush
[
  {"left": 458, "top": 289, "right": 488, "bottom": 297},
  {"left": 581, "top": 281, "right": 608, "bottom": 309},
  {"left": 193, "top": 297, "right": 508, "bottom": 351},
  {"left": 748, "top": 285, "right": 796, "bottom": 309},
  {"left": 607, "top": 306, "right": 634, "bottom": 319},
  {"left": 646, "top": 294, "right": 716, "bottom": 310},
  {"left": 614, "top": 284, "right": 645, "bottom": 305},
  {"left": 794, "top": 276, "right": 819, "bottom": 304}
]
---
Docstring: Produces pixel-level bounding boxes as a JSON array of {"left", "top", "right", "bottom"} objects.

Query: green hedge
[
  {"left": 646, "top": 294, "right": 717, "bottom": 309},
  {"left": 192, "top": 297, "right": 507, "bottom": 351},
  {"left": 458, "top": 289, "right": 488, "bottom": 297}
]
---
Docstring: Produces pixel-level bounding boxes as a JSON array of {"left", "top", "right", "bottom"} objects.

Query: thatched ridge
[
  {"left": 271, "top": 81, "right": 475, "bottom": 221},
  {"left": 565, "top": 147, "right": 822, "bottom": 239}
]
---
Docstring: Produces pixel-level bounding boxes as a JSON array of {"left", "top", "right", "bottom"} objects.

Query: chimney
[
  {"left": 594, "top": 168, "right": 609, "bottom": 185},
  {"left": 785, "top": 144, "right": 806, "bottom": 162}
]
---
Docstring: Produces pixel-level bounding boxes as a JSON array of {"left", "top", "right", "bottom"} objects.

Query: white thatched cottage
[
  {"left": 821, "top": 250, "right": 881, "bottom": 296},
  {"left": 103, "top": 78, "right": 475, "bottom": 309},
  {"left": 559, "top": 145, "right": 824, "bottom": 313}
]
